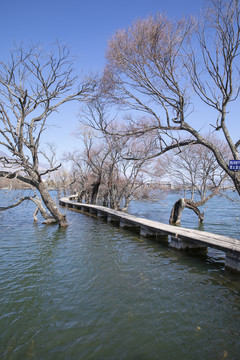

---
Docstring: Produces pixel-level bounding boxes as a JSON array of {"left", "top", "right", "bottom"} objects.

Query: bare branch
[
  {"left": 0, "top": 196, "right": 34, "bottom": 211},
  {"left": 0, "top": 42, "right": 95, "bottom": 226},
  {"left": 100, "top": 2, "right": 240, "bottom": 195}
]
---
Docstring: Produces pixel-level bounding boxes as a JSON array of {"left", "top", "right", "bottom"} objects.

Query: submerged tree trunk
[
  {"left": 169, "top": 198, "right": 185, "bottom": 225},
  {"left": 122, "top": 196, "right": 131, "bottom": 212},
  {"left": 0, "top": 192, "right": 61, "bottom": 225},
  {"left": 31, "top": 197, "right": 55, "bottom": 223},
  {"left": 169, "top": 198, "right": 204, "bottom": 225},
  {"left": 38, "top": 181, "right": 68, "bottom": 227}
]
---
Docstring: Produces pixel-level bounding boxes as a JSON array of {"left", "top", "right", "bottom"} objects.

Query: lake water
[{"left": 0, "top": 190, "right": 240, "bottom": 359}]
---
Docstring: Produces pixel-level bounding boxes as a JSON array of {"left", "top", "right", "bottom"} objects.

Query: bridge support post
[
  {"left": 81, "top": 206, "right": 91, "bottom": 212},
  {"left": 170, "top": 236, "right": 207, "bottom": 253},
  {"left": 225, "top": 251, "right": 240, "bottom": 272},
  {"left": 107, "top": 214, "right": 120, "bottom": 224},
  {"left": 97, "top": 211, "right": 107, "bottom": 219},
  {"left": 89, "top": 208, "right": 97, "bottom": 215},
  {"left": 140, "top": 226, "right": 168, "bottom": 242},
  {"left": 120, "top": 219, "right": 140, "bottom": 231}
]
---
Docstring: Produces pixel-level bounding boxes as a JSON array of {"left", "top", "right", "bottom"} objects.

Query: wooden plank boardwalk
[{"left": 59, "top": 196, "right": 240, "bottom": 272}]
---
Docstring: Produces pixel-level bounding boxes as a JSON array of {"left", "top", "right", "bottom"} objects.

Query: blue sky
[
  {"left": 3, "top": 0, "right": 237, "bottom": 159},
  {"left": 2, "top": 0, "right": 205, "bottom": 72}
]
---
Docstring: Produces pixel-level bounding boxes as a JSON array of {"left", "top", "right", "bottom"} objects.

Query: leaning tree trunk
[
  {"left": 32, "top": 197, "right": 56, "bottom": 222},
  {"left": 169, "top": 198, "right": 185, "bottom": 225},
  {"left": 169, "top": 198, "right": 204, "bottom": 225},
  {"left": 38, "top": 181, "right": 68, "bottom": 227},
  {"left": 233, "top": 174, "right": 240, "bottom": 196}
]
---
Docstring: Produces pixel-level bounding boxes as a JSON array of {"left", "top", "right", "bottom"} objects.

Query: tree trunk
[
  {"left": 233, "top": 175, "right": 240, "bottom": 196},
  {"left": 33, "top": 207, "right": 39, "bottom": 222},
  {"left": 91, "top": 180, "right": 101, "bottom": 204},
  {"left": 169, "top": 198, "right": 185, "bottom": 225},
  {"left": 31, "top": 197, "right": 56, "bottom": 223},
  {"left": 102, "top": 191, "right": 109, "bottom": 207},
  {"left": 38, "top": 181, "right": 68, "bottom": 227},
  {"left": 185, "top": 199, "right": 204, "bottom": 223},
  {"left": 169, "top": 198, "right": 204, "bottom": 225},
  {"left": 85, "top": 191, "right": 90, "bottom": 204},
  {"left": 78, "top": 189, "right": 86, "bottom": 202},
  {"left": 109, "top": 192, "right": 115, "bottom": 209},
  {"left": 122, "top": 197, "right": 130, "bottom": 212}
]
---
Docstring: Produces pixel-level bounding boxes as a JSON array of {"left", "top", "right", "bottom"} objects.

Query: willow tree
[
  {"left": 0, "top": 43, "right": 95, "bottom": 226},
  {"left": 65, "top": 122, "right": 154, "bottom": 210},
  {"left": 102, "top": 0, "right": 240, "bottom": 195},
  {"left": 160, "top": 136, "right": 230, "bottom": 224}
]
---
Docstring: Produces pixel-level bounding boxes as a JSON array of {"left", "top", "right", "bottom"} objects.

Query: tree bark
[
  {"left": 77, "top": 189, "right": 85, "bottom": 202},
  {"left": 90, "top": 180, "right": 101, "bottom": 204},
  {"left": 233, "top": 174, "right": 240, "bottom": 196},
  {"left": 37, "top": 181, "right": 68, "bottom": 227},
  {"left": 169, "top": 198, "right": 204, "bottom": 225},
  {"left": 102, "top": 191, "right": 109, "bottom": 207},
  {"left": 169, "top": 198, "right": 185, "bottom": 225},
  {"left": 122, "top": 196, "right": 131, "bottom": 212}
]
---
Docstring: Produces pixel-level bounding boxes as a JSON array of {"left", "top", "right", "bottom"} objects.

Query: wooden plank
[{"left": 59, "top": 197, "right": 240, "bottom": 254}]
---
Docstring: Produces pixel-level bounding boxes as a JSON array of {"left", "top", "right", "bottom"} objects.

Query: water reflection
[{"left": 33, "top": 223, "right": 67, "bottom": 263}]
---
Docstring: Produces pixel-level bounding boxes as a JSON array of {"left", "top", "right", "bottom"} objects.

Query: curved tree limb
[
  {"left": 0, "top": 171, "right": 37, "bottom": 186},
  {"left": 0, "top": 194, "right": 56, "bottom": 223}
]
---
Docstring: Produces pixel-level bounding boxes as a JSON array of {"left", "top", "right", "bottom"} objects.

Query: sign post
[{"left": 229, "top": 160, "right": 240, "bottom": 171}]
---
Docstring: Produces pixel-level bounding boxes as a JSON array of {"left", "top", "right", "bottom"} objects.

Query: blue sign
[{"left": 229, "top": 160, "right": 240, "bottom": 170}]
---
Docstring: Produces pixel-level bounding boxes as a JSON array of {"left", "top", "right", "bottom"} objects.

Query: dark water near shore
[{"left": 0, "top": 190, "right": 240, "bottom": 359}]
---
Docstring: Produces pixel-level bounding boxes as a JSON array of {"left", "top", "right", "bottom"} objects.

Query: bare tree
[
  {"left": 64, "top": 128, "right": 112, "bottom": 205},
  {"left": 67, "top": 115, "right": 156, "bottom": 210},
  {"left": 158, "top": 135, "right": 230, "bottom": 224},
  {"left": 0, "top": 43, "right": 95, "bottom": 226},
  {"left": 40, "top": 143, "right": 75, "bottom": 197},
  {"left": 80, "top": 99, "right": 166, "bottom": 209},
  {"left": 100, "top": 0, "right": 240, "bottom": 196},
  {"left": 63, "top": 149, "right": 93, "bottom": 202}
]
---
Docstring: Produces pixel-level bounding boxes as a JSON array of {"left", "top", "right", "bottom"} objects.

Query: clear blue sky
[
  {"left": 3, "top": 0, "right": 234, "bottom": 159},
  {"left": 1, "top": 0, "right": 205, "bottom": 72}
]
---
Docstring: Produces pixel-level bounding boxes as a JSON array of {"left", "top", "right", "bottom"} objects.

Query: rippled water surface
[{"left": 0, "top": 190, "right": 240, "bottom": 359}]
